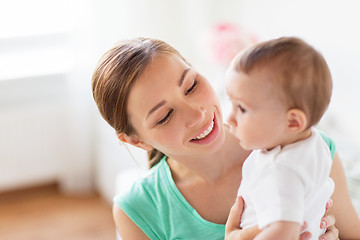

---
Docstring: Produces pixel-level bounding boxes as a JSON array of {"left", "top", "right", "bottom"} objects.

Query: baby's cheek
[{"left": 234, "top": 127, "right": 245, "bottom": 141}]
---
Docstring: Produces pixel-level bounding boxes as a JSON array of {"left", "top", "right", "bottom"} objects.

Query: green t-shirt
[{"left": 114, "top": 132, "right": 336, "bottom": 240}]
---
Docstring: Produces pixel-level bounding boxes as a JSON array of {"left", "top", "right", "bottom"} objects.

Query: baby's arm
[{"left": 253, "top": 221, "right": 300, "bottom": 240}]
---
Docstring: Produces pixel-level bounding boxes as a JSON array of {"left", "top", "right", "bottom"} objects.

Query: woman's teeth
[{"left": 193, "top": 120, "right": 214, "bottom": 140}]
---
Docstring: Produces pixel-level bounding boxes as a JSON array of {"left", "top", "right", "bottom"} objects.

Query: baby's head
[{"left": 226, "top": 37, "right": 332, "bottom": 150}]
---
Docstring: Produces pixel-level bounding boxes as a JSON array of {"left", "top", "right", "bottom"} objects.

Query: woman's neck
[{"left": 167, "top": 125, "right": 250, "bottom": 184}]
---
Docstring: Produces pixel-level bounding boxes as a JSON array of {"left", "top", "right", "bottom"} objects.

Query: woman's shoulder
[
  {"left": 112, "top": 170, "right": 166, "bottom": 240},
  {"left": 317, "top": 129, "right": 336, "bottom": 159},
  {"left": 113, "top": 156, "right": 171, "bottom": 208},
  {"left": 112, "top": 156, "right": 176, "bottom": 239}
]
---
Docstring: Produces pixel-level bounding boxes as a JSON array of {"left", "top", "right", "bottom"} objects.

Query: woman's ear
[
  {"left": 117, "top": 133, "right": 153, "bottom": 151},
  {"left": 286, "top": 109, "right": 308, "bottom": 133}
]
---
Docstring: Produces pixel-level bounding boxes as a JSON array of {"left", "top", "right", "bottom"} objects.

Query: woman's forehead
[{"left": 136, "top": 54, "right": 189, "bottom": 89}]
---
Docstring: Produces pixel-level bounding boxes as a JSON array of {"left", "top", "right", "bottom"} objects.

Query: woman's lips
[
  {"left": 190, "top": 113, "right": 219, "bottom": 144},
  {"left": 193, "top": 120, "right": 214, "bottom": 140}
]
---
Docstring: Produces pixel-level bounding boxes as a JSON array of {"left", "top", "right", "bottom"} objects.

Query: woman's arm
[
  {"left": 113, "top": 204, "right": 150, "bottom": 240},
  {"left": 328, "top": 152, "right": 360, "bottom": 239}
]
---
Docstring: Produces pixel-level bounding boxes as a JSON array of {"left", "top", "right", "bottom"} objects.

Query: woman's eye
[
  {"left": 157, "top": 109, "right": 174, "bottom": 125},
  {"left": 185, "top": 80, "right": 198, "bottom": 95},
  {"left": 238, "top": 105, "right": 246, "bottom": 113}
]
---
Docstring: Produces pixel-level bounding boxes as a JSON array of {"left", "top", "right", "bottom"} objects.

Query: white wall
[
  {"left": 0, "top": 74, "right": 66, "bottom": 191},
  {"left": 0, "top": 0, "right": 95, "bottom": 194}
]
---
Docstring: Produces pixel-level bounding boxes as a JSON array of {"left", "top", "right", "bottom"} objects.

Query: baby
[{"left": 225, "top": 37, "right": 334, "bottom": 240}]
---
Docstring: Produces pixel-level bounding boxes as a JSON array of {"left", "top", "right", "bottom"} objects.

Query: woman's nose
[{"left": 185, "top": 105, "right": 206, "bottom": 128}]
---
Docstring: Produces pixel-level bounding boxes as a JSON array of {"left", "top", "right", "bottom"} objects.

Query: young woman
[{"left": 92, "top": 37, "right": 360, "bottom": 240}]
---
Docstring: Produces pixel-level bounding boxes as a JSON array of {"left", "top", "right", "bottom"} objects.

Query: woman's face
[{"left": 127, "top": 54, "right": 225, "bottom": 158}]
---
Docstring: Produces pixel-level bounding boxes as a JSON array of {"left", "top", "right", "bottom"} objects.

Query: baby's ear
[
  {"left": 286, "top": 109, "right": 308, "bottom": 133},
  {"left": 117, "top": 133, "right": 153, "bottom": 151}
]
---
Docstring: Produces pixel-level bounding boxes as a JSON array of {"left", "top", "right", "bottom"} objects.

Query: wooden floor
[{"left": 0, "top": 184, "right": 116, "bottom": 240}]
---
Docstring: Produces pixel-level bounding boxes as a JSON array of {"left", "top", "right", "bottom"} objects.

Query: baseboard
[{"left": 0, "top": 181, "right": 59, "bottom": 204}]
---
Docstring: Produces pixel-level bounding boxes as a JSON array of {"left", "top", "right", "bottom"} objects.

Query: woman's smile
[
  {"left": 190, "top": 113, "right": 219, "bottom": 145},
  {"left": 192, "top": 119, "right": 214, "bottom": 140}
]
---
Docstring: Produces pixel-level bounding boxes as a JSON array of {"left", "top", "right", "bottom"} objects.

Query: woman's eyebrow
[
  {"left": 147, "top": 100, "right": 166, "bottom": 120},
  {"left": 147, "top": 68, "right": 191, "bottom": 120},
  {"left": 178, "top": 68, "right": 191, "bottom": 87}
]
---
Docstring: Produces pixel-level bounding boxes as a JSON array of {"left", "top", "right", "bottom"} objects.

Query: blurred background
[{"left": 1, "top": 0, "right": 360, "bottom": 239}]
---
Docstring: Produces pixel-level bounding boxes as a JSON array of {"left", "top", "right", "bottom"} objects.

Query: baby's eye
[
  {"left": 157, "top": 109, "right": 174, "bottom": 125},
  {"left": 185, "top": 80, "right": 198, "bottom": 95},
  {"left": 238, "top": 105, "right": 246, "bottom": 113}
]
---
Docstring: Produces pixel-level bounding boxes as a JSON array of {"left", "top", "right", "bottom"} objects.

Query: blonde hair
[
  {"left": 230, "top": 36, "right": 332, "bottom": 128},
  {"left": 92, "top": 37, "right": 189, "bottom": 168}
]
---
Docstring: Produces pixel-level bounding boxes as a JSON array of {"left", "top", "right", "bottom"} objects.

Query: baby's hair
[
  {"left": 92, "top": 38, "right": 189, "bottom": 168},
  {"left": 230, "top": 36, "right": 332, "bottom": 128}
]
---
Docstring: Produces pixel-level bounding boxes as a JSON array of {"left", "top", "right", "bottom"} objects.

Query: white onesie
[{"left": 238, "top": 128, "right": 334, "bottom": 239}]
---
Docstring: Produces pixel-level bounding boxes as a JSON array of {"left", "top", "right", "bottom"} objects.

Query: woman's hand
[
  {"left": 300, "top": 199, "right": 339, "bottom": 240},
  {"left": 318, "top": 199, "right": 339, "bottom": 240},
  {"left": 225, "top": 197, "right": 338, "bottom": 240},
  {"left": 225, "top": 196, "right": 260, "bottom": 240}
]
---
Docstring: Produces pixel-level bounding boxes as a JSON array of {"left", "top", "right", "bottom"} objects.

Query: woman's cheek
[
  {"left": 200, "top": 85, "right": 219, "bottom": 106},
  {"left": 157, "top": 124, "right": 184, "bottom": 145}
]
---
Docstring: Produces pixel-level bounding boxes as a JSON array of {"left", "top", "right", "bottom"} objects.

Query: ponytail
[{"left": 147, "top": 149, "right": 165, "bottom": 168}]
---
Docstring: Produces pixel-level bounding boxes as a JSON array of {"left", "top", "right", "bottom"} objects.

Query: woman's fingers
[
  {"left": 299, "top": 231, "right": 312, "bottom": 240},
  {"left": 318, "top": 198, "right": 338, "bottom": 239},
  {"left": 300, "top": 221, "right": 308, "bottom": 232},
  {"left": 299, "top": 222, "right": 312, "bottom": 240},
  {"left": 324, "top": 199, "right": 333, "bottom": 215},
  {"left": 225, "top": 196, "right": 244, "bottom": 234},
  {"left": 319, "top": 225, "right": 339, "bottom": 240},
  {"left": 320, "top": 214, "right": 335, "bottom": 230},
  {"left": 319, "top": 205, "right": 338, "bottom": 240}
]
